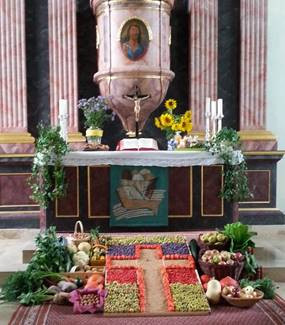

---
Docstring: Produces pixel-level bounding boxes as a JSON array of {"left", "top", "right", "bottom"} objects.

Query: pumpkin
[{"left": 85, "top": 273, "right": 105, "bottom": 290}]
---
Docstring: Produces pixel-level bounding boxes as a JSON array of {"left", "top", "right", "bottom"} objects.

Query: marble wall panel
[
  {"left": 56, "top": 167, "right": 79, "bottom": 217},
  {"left": 0, "top": 174, "right": 34, "bottom": 206},
  {"left": 201, "top": 165, "right": 223, "bottom": 216},
  {"left": 169, "top": 167, "right": 192, "bottom": 216}
]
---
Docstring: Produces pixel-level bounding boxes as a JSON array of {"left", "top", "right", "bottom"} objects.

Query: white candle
[
  {"left": 217, "top": 99, "right": 224, "bottom": 132},
  {"left": 59, "top": 99, "right": 68, "bottom": 141},
  {"left": 211, "top": 100, "right": 217, "bottom": 136},
  {"left": 205, "top": 97, "right": 211, "bottom": 141},
  {"left": 217, "top": 98, "right": 223, "bottom": 117},
  {"left": 59, "top": 99, "right": 68, "bottom": 116},
  {"left": 206, "top": 97, "right": 211, "bottom": 116}
]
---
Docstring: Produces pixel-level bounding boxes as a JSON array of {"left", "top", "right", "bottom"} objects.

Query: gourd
[{"left": 206, "top": 279, "right": 221, "bottom": 304}]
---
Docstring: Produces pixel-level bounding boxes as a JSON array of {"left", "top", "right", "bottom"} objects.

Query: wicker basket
[
  {"left": 71, "top": 221, "right": 90, "bottom": 245},
  {"left": 62, "top": 270, "right": 105, "bottom": 285},
  {"left": 222, "top": 289, "right": 264, "bottom": 308},
  {"left": 90, "top": 244, "right": 107, "bottom": 266},
  {"left": 197, "top": 234, "right": 229, "bottom": 251},
  {"left": 198, "top": 259, "right": 244, "bottom": 280}
]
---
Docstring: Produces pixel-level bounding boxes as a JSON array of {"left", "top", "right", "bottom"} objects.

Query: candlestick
[
  {"left": 59, "top": 99, "right": 68, "bottom": 142},
  {"left": 217, "top": 98, "right": 224, "bottom": 132},
  {"left": 205, "top": 97, "right": 211, "bottom": 142},
  {"left": 211, "top": 100, "right": 217, "bottom": 137}
]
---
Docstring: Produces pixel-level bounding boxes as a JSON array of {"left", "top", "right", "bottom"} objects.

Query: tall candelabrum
[
  {"left": 204, "top": 97, "right": 223, "bottom": 142},
  {"left": 59, "top": 99, "right": 68, "bottom": 142}
]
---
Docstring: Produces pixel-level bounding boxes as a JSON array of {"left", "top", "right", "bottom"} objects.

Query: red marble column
[
  {"left": 0, "top": 0, "right": 34, "bottom": 153},
  {"left": 48, "top": 0, "right": 85, "bottom": 144},
  {"left": 189, "top": 0, "right": 218, "bottom": 136},
  {"left": 239, "top": 0, "right": 276, "bottom": 150}
]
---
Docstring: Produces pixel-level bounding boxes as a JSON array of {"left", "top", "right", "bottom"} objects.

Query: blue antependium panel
[{"left": 110, "top": 166, "right": 168, "bottom": 227}]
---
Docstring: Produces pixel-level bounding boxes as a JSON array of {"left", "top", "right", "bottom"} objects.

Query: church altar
[
  {"left": 62, "top": 150, "right": 223, "bottom": 167},
  {"left": 46, "top": 150, "right": 232, "bottom": 232}
]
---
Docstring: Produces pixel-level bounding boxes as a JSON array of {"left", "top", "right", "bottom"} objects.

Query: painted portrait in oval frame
[{"left": 120, "top": 18, "right": 149, "bottom": 61}]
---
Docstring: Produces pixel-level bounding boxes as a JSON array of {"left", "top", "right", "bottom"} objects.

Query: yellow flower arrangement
[{"left": 154, "top": 99, "right": 193, "bottom": 140}]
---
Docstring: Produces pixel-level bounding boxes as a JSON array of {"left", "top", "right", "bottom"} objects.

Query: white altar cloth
[{"left": 63, "top": 150, "right": 223, "bottom": 167}]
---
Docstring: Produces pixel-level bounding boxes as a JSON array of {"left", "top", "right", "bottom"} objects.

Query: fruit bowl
[
  {"left": 198, "top": 259, "right": 244, "bottom": 280},
  {"left": 197, "top": 233, "right": 229, "bottom": 251},
  {"left": 222, "top": 289, "right": 264, "bottom": 308}
]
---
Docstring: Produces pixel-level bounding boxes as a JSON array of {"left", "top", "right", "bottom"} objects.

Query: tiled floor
[{"left": 0, "top": 225, "right": 284, "bottom": 325}]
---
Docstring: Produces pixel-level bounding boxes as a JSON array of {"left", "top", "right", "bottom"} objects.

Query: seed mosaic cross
[{"left": 108, "top": 246, "right": 192, "bottom": 313}]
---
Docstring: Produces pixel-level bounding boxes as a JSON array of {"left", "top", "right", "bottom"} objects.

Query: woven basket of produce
[
  {"left": 222, "top": 288, "right": 264, "bottom": 308},
  {"left": 198, "top": 249, "right": 244, "bottom": 280},
  {"left": 71, "top": 221, "right": 90, "bottom": 245},
  {"left": 197, "top": 232, "right": 229, "bottom": 251},
  {"left": 90, "top": 244, "right": 107, "bottom": 266}
]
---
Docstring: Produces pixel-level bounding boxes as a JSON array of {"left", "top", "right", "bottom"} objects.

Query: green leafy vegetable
[
  {"left": 28, "top": 226, "right": 72, "bottom": 273},
  {"left": 223, "top": 222, "right": 257, "bottom": 253},
  {"left": 1, "top": 226, "right": 68, "bottom": 305},
  {"left": 240, "top": 278, "right": 276, "bottom": 299}
]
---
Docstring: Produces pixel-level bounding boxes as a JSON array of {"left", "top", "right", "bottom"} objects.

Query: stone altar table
[{"left": 46, "top": 151, "right": 232, "bottom": 232}]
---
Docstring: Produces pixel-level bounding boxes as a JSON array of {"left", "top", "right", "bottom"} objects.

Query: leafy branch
[
  {"left": 28, "top": 124, "right": 69, "bottom": 208},
  {"left": 206, "top": 128, "right": 251, "bottom": 202}
]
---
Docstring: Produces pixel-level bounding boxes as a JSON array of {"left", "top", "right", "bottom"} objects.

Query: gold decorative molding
[
  {"left": 0, "top": 153, "right": 34, "bottom": 158},
  {"left": 169, "top": 167, "right": 193, "bottom": 218},
  {"left": 238, "top": 130, "right": 277, "bottom": 141},
  {"left": 92, "top": 0, "right": 173, "bottom": 16},
  {"left": 239, "top": 208, "right": 281, "bottom": 212},
  {"left": 0, "top": 132, "right": 35, "bottom": 144},
  {"left": 0, "top": 210, "right": 39, "bottom": 215},
  {"left": 190, "top": 131, "right": 205, "bottom": 142},
  {"left": 67, "top": 132, "right": 86, "bottom": 143},
  {"left": 94, "top": 70, "right": 175, "bottom": 83},
  {"left": 244, "top": 151, "right": 285, "bottom": 156}
]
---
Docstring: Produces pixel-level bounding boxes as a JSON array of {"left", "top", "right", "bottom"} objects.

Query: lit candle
[{"left": 211, "top": 100, "right": 217, "bottom": 136}]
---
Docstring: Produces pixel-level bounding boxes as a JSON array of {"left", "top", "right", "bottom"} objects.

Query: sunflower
[
  {"left": 178, "top": 116, "right": 190, "bottom": 132},
  {"left": 160, "top": 113, "right": 174, "bottom": 127},
  {"left": 184, "top": 121, "right": 193, "bottom": 134},
  {"left": 184, "top": 110, "right": 192, "bottom": 120},
  {"left": 154, "top": 117, "right": 162, "bottom": 129},
  {"left": 171, "top": 123, "right": 180, "bottom": 132},
  {"left": 164, "top": 99, "right": 177, "bottom": 110}
]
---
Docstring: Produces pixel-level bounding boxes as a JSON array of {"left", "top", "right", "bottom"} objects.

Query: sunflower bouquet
[{"left": 154, "top": 99, "right": 193, "bottom": 141}]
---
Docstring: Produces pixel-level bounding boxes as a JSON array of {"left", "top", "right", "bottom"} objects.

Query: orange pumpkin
[{"left": 85, "top": 273, "right": 105, "bottom": 290}]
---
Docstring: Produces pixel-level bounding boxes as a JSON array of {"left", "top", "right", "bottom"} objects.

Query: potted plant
[{"left": 78, "top": 96, "right": 113, "bottom": 144}]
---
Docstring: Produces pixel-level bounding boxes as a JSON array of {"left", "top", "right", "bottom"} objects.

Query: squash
[
  {"left": 206, "top": 279, "right": 221, "bottom": 304},
  {"left": 84, "top": 273, "right": 104, "bottom": 290}
]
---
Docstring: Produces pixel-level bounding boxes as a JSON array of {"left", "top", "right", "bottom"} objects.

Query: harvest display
[{"left": 1, "top": 222, "right": 277, "bottom": 316}]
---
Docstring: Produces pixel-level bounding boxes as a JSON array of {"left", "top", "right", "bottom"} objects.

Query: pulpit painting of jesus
[{"left": 120, "top": 19, "right": 149, "bottom": 61}]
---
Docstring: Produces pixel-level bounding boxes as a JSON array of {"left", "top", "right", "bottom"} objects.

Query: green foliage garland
[
  {"left": 29, "top": 124, "right": 69, "bottom": 208},
  {"left": 207, "top": 128, "right": 251, "bottom": 202}
]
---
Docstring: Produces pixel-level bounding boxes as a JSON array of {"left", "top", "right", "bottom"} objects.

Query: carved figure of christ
[
  {"left": 109, "top": 247, "right": 191, "bottom": 313},
  {"left": 123, "top": 87, "right": 150, "bottom": 138}
]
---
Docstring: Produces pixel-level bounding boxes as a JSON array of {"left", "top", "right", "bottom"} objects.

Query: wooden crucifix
[{"left": 123, "top": 85, "right": 150, "bottom": 138}]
